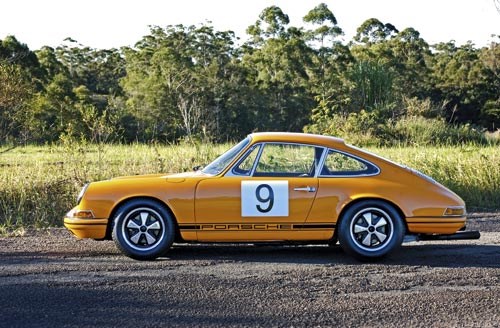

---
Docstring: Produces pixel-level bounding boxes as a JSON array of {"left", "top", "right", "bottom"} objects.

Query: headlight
[{"left": 77, "top": 183, "right": 90, "bottom": 205}]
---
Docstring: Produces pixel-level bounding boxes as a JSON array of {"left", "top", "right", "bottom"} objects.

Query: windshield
[{"left": 202, "top": 137, "right": 251, "bottom": 175}]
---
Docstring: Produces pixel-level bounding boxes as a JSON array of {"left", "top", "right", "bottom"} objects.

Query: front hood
[
  {"left": 112, "top": 173, "right": 168, "bottom": 180},
  {"left": 111, "top": 170, "right": 209, "bottom": 181}
]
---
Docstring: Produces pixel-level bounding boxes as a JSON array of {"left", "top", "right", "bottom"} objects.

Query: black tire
[
  {"left": 112, "top": 199, "right": 175, "bottom": 260},
  {"left": 338, "top": 200, "right": 404, "bottom": 260}
]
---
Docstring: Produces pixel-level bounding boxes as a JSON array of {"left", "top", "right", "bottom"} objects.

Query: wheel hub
[
  {"left": 349, "top": 208, "right": 394, "bottom": 252},
  {"left": 122, "top": 208, "right": 164, "bottom": 251}
]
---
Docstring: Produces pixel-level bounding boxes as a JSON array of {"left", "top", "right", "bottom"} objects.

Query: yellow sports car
[{"left": 64, "top": 132, "right": 479, "bottom": 260}]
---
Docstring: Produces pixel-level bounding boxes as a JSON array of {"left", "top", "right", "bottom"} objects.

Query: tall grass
[
  {"left": 0, "top": 142, "right": 498, "bottom": 233},
  {"left": 0, "top": 142, "right": 227, "bottom": 232}
]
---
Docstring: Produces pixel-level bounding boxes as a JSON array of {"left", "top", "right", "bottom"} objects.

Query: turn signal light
[
  {"left": 444, "top": 207, "right": 465, "bottom": 216},
  {"left": 67, "top": 209, "right": 95, "bottom": 219}
]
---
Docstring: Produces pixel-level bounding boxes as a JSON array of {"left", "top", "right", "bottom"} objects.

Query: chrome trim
[
  {"left": 77, "top": 183, "right": 90, "bottom": 205},
  {"left": 225, "top": 144, "right": 262, "bottom": 177},
  {"left": 249, "top": 144, "right": 265, "bottom": 176},
  {"left": 318, "top": 148, "right": 381, "bottom": 178},
  {"left": 293, "top": 186, "right": 316, "bottom": 192},
  {"left": 317, "top": 145, "right": 328, "bottom": 177},
  {"left": 207, "top": 136, "right": 253, "bottom": 176}
]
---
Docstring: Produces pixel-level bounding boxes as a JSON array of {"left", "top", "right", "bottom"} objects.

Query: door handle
[{"left": 293, "top": 186, "right": 316, "bottom": 192}]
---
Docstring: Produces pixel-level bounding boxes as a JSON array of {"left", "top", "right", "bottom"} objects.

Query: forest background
[{"left": 1, "top": 3, "right": 499, "bottom": 146}]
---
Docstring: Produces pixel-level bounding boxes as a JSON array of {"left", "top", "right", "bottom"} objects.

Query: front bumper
[{"left": 63, "top": 217, "right": 108, "bottom": 239}]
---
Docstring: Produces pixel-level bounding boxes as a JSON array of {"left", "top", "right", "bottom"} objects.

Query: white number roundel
[{"left": 241, "top": 181, "right": 288, "bottom": 217}]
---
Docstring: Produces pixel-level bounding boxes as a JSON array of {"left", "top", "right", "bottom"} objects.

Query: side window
[
  {"left": 321, "top": 150, "right": 377, "bottom": 176},
  {"left": 254, "top": 143, "right": 322, "bottom": 177},
  {"left": 232, "top": 145, "right": 261, "bottom": 176}
]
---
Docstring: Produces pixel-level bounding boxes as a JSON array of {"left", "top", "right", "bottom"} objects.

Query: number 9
[{"left": 256, "top": 184, "right": 274, "bottom": 213}]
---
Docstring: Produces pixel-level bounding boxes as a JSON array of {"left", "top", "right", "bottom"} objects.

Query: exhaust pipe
[{"left": 417, "top": 230, "right": 481, "bottom": 241}]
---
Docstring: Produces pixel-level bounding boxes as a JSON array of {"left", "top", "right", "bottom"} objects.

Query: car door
[{"left": 194, "top": 142, "right": 324, "bottom": 241}]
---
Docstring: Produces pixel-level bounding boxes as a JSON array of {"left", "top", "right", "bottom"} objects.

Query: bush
[
  {"left": 304, "top": 110, "right": 384, "bottom": 146},
  {"left": 304, "top": 96, "right": 491, "bottom": 147},
  {"left": 386, "top": 116, "right": 486, "bottom": 146}
]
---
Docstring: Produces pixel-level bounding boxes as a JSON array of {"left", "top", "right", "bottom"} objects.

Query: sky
[{"left": 0, "top": 0, "right": 499, "bottom": 50}]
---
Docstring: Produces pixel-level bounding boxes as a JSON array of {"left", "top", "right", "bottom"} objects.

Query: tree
[
  {"left": 303, "top": 3, "right": 342, "bottom": 48},
  {"left": 430, "top": 41, "right": 492, "bottom": 124},
  {"left": 389, "top": 27, "right": 432, "bottom": 98},
  {"left": 353, "top": 18, "right": 398, "bottom": 44},
  {"left": 122, "top": 26, "right": 193, "bottom": 140},
  {"left": 0, "top": 35, "right": 43, "bottom": 82},
  {"left": 189, "top": 25, "right": 251, "bottom": 140},
  {"left": 242, "top": 6, "right": 314, "bottom": 132},
  {"left": 303, "top": 3, "right": 352, "bottom": 120},
  {"left": 0, "top": 63, "right": 34, "bottom": 142},
  {"left": 479, "top": 37, "right": 500, "bottom": 129},
  {"left": 0, "top": 36, "right": 43, "bottom": 142},
  {"left": 122, "top": 24, "right": 244, "bottom": 141}
]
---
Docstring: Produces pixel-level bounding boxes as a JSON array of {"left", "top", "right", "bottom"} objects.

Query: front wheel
[
  {"left": 338, "top": 200, "right": 404, "bottom": 260},
  {"left": 112, "top": 199, "right": 175, "bottom": 260}
]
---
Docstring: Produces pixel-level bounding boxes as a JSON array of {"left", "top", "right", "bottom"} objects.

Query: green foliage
[
  {"left": 387, "top": 116, "right": 486, "bottom": 146},
  {"left": 0, "top": 6, "right": 499, "bottom": 146},
  {"left": 305, "top": 97, "right": 493, "bottom": 147},
  {"left": 349, "top": 60, "right": 395, "bottom": 112},
  {"left": 354, "top": 18, "right": 398, "bottom": 44},
  {"left": 121, "top": 24, "right": 251, "bottom": 141},
  {"left": 0, "top": 63, "right": 35, "bottom": 142},
  {"left": 303, "top": 3, "right": 342, "bottom": 45},
  {"left": 242, "top": 25, "right": 314, "bottom": 131},
  {"left": 304, "top": 110, "right": 382, "bottom": 146}
]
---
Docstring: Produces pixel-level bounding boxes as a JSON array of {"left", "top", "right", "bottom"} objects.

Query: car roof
[{"left": 248, "top": 132, "right": 345, "bottom": 148}]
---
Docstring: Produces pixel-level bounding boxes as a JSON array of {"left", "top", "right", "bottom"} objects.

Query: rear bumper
[
  {"left": 64, "top": 217, "right": 108, "bottom": 239},
  {"left": 406, "top": 216, "right": 466, "bottom": 234}
]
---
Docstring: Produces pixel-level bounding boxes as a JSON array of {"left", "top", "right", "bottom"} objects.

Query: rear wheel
[
  {"left": 338, "top": 200, "right": 404, "bottom": 260},
  {"left": 112, "top": 199, "right": 175, "bottom": 260}
]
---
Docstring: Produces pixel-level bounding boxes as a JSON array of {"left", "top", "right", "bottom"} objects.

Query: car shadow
[
  {"left": 163, "top": 243, "right": 500, "bottom": 269},
  {"left": 2, "top": 240, "right": 498, "bottom": 269}
]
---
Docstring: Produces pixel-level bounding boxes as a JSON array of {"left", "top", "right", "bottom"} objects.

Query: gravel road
[{"left": 0, "top": 214, "right": 499, "bottom": 327}]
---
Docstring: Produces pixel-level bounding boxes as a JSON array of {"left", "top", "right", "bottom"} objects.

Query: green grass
[
  {"left": 0, "top": 143, "right": 498, "bottom": 232},
  {"left": 0, "top": 142, "right": 227, "bottom": 232}
]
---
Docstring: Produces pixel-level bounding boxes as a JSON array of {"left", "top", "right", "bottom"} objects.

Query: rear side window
[{"left": 321, "top": 149, "right": 378, "bottom": 176}]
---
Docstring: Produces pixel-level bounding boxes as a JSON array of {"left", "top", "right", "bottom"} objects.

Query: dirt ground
[{"left": 0, "top": 213, "right": 499, "bottom": 327}]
